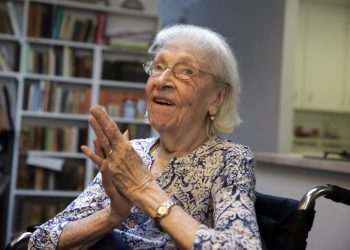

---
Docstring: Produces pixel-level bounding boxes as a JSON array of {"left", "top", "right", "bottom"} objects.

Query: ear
[{"left": 209, "top": 84, "right": 228, "bottom": 116}]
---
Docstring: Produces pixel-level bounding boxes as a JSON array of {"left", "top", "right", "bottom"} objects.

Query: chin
[{"left": 150, "top": 117, "right": 174, "bottom": 132}]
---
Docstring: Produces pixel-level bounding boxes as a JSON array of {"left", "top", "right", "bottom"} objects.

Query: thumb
[{"left": 123, "top": 130, "right": 129, "bottom": 140}]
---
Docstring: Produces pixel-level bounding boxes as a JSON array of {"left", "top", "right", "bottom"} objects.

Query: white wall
[
  {"left": 256, "top": 163, "right": 350, "bottom": 250},
  {"left": 159, "top": 0, "right": 286, "bottom": 152}
]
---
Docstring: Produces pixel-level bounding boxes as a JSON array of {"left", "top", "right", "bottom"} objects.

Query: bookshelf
[{"left": 1, "top": 0, "right": 159, "bottom": 243}]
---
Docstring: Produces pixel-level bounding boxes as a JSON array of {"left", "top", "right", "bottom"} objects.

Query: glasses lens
[
  {"left": 174, "top": 63, "right": 197, "bottom": 80},
  {"left": 143, "top": 61, "right": 152, "bottom": 75}
]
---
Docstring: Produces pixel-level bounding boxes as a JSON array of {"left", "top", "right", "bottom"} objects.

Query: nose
[{"left": 154, "top": 68, "right": 175, "bottom": 89}]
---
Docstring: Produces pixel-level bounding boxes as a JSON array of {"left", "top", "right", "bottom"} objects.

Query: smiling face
[{"left": 145, "top": 40, "right": 224, "bottom": 137}]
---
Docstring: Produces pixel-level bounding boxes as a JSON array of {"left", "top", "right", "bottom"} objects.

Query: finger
[
  {"left": 100, "top": 160, "right": 117, "bottom": 196},
  {"left": 81, "top": 145, "right": 103, "bottom": 167},
  {"left": 93, "top": 139, "right": 105, "bottom": 158},
  {"left": 90, "top": 105, "right": 125, "bottom": 147},
  {"left": 123, "top": 130, "right": 129, "bottom": 140},
  {"left": 90, "top": 116, "right": 111, "bottom": 152}
]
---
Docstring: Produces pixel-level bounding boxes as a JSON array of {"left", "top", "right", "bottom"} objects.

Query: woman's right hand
[{"left": 81, "top": 137, "right": 132, "bottom": 225}]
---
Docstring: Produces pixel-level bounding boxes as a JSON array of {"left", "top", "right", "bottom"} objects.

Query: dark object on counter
[
  {"left": 324, "top": 150, "right": 350, "bottom": 161},
  {"left": 120, "top": 0, "right": 144, "bottom": 10}
]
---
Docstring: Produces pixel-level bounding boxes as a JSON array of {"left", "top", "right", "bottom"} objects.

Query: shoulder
[
  {"left": 130, "top": 137, "right": 157, "bottom": 154},
  {"left": 209, "top": 136, "right": 254, "bottom": 161},
  {"left": 211, "top": 137, "right": 256, "bottom": 187}
]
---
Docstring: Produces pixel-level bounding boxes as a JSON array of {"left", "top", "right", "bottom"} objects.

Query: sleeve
[
  {"left": 192, "top": 146, "right": 262, "bottom": 250},
  {"left": 28, "top": 172, "right": 109, "bottom": 250}
]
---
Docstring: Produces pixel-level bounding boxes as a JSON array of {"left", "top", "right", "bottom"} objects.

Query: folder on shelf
[{"left": 26, "top": 152, "right": 65, "bottom": 172}]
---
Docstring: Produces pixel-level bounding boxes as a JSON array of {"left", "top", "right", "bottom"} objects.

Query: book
[
  {"left": 0, "top": 46, "right": 15, "bottom": 70},
  {"left": 72, "top": 19, "right": 83, "bottom": 41},
  {"left": 58, "top": 12, "right": 71, "bottom": 40},
  {"left": 83, "top": 19, "right": 94, "bottom": 42},
  {"left": 63, "top": 46, "right": 73, "bottom": 77},
  {"left": 79, "top": 88, "right": 91, "bottom": 114},
  {"left": 52, "top": 9, "right": 64, "bottom": 39},
  {"left": 53, "top": 85, "right": 62, "bottom": 113},
  {"left": 25, "top": 45, "right": 34, "bottom": 73},
  {"left": 0, "top": 88, "right": 9, "bottom": 131},
  {"left": 0, "top": 5, "right": 13, "bottom": 34},
  {"left": 0, "top": 52, "right": 12, "bottom": 71},
  {"left": 41, "top": 4, "right": 53, "bottom": 38},
  {"left": 95, "top": 12, "right": 107, "bottom": 44},
  {"left": 6, "top": 2, "right": 20, "bottom": 37},
  {"left": 108, "top": 37, "right": 150, "bottom": 51},
  {"left": 34, "top": 168, "right": 45, "bottom": 190},
  {"left": 48, "top": 47, "right": 56, "bottom": 75},
  {"left": 13, "top": 2, "right": 24, "bottom": 35}
]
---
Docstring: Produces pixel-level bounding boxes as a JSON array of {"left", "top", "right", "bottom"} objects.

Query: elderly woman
[{"left": 29, "top": 24, "right": 262, "bottom": 249}]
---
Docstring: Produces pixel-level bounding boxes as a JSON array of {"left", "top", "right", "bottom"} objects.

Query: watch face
[{"left": 157, "top": 205, "right": 169, "bottom": 216}]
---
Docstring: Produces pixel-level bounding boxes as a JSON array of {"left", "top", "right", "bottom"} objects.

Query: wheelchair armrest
[
  {"left": 297, "top": 184, "right": 350, "bottom": 210},
  {"left": 5, "top": 232, "right": 32, "bottom": 250}
]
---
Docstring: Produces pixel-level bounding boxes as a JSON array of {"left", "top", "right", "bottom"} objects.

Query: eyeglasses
[{"left": 143, "top": 60, "right": 221, "bottom": 81}]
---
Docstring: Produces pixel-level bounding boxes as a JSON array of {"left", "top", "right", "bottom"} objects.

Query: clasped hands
[{"left": 81, "top": 105, "right": 154, "bottom": 224}]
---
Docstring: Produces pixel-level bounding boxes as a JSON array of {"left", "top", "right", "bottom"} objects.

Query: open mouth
[{"left": 153, "top": 97, "right": 175, "bottom": 106}]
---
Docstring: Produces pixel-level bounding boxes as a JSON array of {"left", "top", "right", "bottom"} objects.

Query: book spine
[
  {"left": 6, "top": 2, "right": 20, "bottom": 37},
  {"left": 95, "top": 12, "right": 107, "bottom": 44}
]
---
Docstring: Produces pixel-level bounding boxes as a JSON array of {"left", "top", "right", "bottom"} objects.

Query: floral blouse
[{"left": 29, "top": 136, "right": 262, "bottom": 249}]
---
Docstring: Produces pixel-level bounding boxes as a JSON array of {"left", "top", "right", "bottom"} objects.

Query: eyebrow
[{"left": 154, "top": 53, "right": 197, "bottom": 65}]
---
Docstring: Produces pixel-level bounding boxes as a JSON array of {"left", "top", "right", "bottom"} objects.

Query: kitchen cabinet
[{"left": 294, "top": 3, "right": 349, "bottom": 112}]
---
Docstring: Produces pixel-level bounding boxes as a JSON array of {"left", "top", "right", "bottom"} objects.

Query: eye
[
  {"left": 152, "top": 63, "right": 165, "bottom": 72},
  {"left": 182, "top": 68, "right": 195, "bottom": 75},
  {"left": 175, "top": 63, "right": 196, "bottom": 76}
]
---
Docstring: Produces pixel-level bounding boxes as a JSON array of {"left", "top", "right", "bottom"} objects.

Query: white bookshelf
[{"left": 1, "top": 0, "right": 159, "bottom": 242}]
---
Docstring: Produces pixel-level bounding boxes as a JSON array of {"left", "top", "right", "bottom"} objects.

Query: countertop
[{"left": 254, "top": 152, "right": 350, "bottom": 174}]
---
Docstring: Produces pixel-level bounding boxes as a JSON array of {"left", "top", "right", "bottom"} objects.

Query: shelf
[
  {"left": 22, "top": 110, "right": 89, "bottom": 121},
  {"left": 101, "top": 44, "right": 150, "bottom": 56},
  {"left": 14, "top": 189, "right": 81, "bottom": 197},
  {"left": 294, "top": 137, "right": 350, "bottom": 147},
  {"left": 0, "top": 71, "right": 19, "bottom": 79},
  {"left": 21, "top": 111, "right": 149, "bottom": 126},
  {"left": 293, "top": 137, "right": 350, "bottom": 154},
  {"left": 0, "top": 34, "right": 20, "bottom": 42},
  {"left": 21, "top": 150, "right": 86, "bottom": 159},
  {"left": 24, "top": 73, "right": 93, "bottom": 85},
  {"left": 26, "top": 37, "right": 96, "bottom": 49},
  {"left": 32, "top": 0, "right": 158, "bottom": 18},
  {"left": 100, "top": 79, "right": 146, "bottom": 89}
]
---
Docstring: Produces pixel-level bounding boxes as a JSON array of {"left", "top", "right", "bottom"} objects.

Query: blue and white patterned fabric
[{"left": 29, "top": 136, "right": 262, "bottom": 249}]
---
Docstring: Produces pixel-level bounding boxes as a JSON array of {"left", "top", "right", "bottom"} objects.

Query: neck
[{"left": 155, "top": 125, "right": 209, "bottom": 160}]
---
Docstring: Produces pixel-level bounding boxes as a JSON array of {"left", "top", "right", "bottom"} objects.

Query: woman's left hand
[
  {"left": 82, "top": 137, "right": 132, "bottom": 224},
  {"left": 88, "top": 105, "right": 154, "bottom": 202}
]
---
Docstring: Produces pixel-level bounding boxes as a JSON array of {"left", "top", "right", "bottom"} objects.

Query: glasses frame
[{"left": 143, "top": 60, "right": 223, "bottom": 82}]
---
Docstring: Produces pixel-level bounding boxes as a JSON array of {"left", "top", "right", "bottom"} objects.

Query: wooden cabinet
[{"left": 294, "top": 3, "right": 349, "bottom": 112}]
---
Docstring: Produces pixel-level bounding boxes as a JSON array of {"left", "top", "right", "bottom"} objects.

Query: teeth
[{"left": 154, "top": 98, "right": 174, "bottom": 105}]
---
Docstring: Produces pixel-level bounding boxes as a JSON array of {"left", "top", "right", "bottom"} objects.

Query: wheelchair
[{"left": 6, "top": 184, "right": 350, "bottom": 250}]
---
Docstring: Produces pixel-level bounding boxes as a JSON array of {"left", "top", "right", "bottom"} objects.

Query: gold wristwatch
[{"left": 154, "top": 200, "right": 176, "bottom": 230}]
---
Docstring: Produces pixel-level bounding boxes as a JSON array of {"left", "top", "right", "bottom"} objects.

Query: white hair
[{"left": 148, "top": 24, "right": 241, "bottom": 135}]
